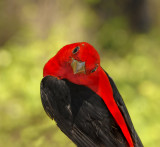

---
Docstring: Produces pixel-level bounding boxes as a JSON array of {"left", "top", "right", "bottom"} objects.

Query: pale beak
[{"left": 71, "top": 58, "right": 86, "bottom": 74}]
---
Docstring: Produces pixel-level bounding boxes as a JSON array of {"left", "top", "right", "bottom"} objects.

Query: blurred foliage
[{"left": 0, "top": 0, "right": 160, "bottom": 147}]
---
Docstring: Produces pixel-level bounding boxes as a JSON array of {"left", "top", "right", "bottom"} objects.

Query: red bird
[{"left": 40, "top": 42, "right": 143, "bottom": 147}]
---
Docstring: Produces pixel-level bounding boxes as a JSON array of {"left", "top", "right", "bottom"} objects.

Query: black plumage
[{"left": 40, "top": 72, "right": 143, "bottom": 147}]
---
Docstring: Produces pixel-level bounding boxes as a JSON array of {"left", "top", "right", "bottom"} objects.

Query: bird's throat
[{"left": 88, "top": 67, "right": 134, "bottom": 147}]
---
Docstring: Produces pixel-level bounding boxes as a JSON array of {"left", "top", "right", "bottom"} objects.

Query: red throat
[{"left": 89, "top": 67, "right": 134, "bottom": 147}]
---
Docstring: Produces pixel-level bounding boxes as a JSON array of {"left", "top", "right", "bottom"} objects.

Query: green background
[{"left": 0, "top": 0, "right": 160, "bottom": 147}]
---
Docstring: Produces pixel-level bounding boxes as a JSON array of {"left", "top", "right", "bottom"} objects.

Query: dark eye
[
  {"left": 72, "top": 46, "right": 80, "bottom": 54},
  {"left": 91, "top": 65, "right": 98, "bottom": 73}
]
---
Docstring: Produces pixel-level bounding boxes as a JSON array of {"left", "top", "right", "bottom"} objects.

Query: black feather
[{"left": 40, "top": 72, "right": 143, "bottom": 147}]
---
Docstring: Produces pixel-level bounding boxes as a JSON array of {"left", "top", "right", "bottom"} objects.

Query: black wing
[
  {"left": 40, "top": 76, "right": 99, "bottom": 147},
  {"left": 40, "top": 74, "right": 143, "bottom": 147}
]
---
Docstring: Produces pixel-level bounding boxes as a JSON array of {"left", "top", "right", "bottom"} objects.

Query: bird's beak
[{"left": 71, "top": 58, "right": 86, "bottom": 74}]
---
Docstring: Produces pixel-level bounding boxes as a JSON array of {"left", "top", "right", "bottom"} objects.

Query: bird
[{"left": 40, "top": 42, "right": 143, "bottom": 147}]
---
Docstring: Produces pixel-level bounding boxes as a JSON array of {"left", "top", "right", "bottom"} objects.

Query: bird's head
[{"left": 43, "top": 42, "right": 100, "bottom": 86}]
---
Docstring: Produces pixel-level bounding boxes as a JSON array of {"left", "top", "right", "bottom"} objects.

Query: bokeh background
[{"left": 0, "top": 0, "right": 160, "bottom": 147}]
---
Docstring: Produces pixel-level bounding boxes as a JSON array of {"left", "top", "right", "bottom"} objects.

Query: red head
[{"left": 43, "top": 42, "right": 100, "bottom": 86}]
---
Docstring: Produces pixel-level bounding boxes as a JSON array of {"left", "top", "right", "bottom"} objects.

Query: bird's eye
[
  {"left": 91, "top": 65, "right": 98, "bottom": 73},
  {"left": 72, "top": 46, "right": 80, "bottom": 54}
]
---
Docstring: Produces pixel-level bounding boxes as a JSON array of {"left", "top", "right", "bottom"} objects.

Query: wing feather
[{"left": 40, "top": 76, "right": 99, "bottom": 147}]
